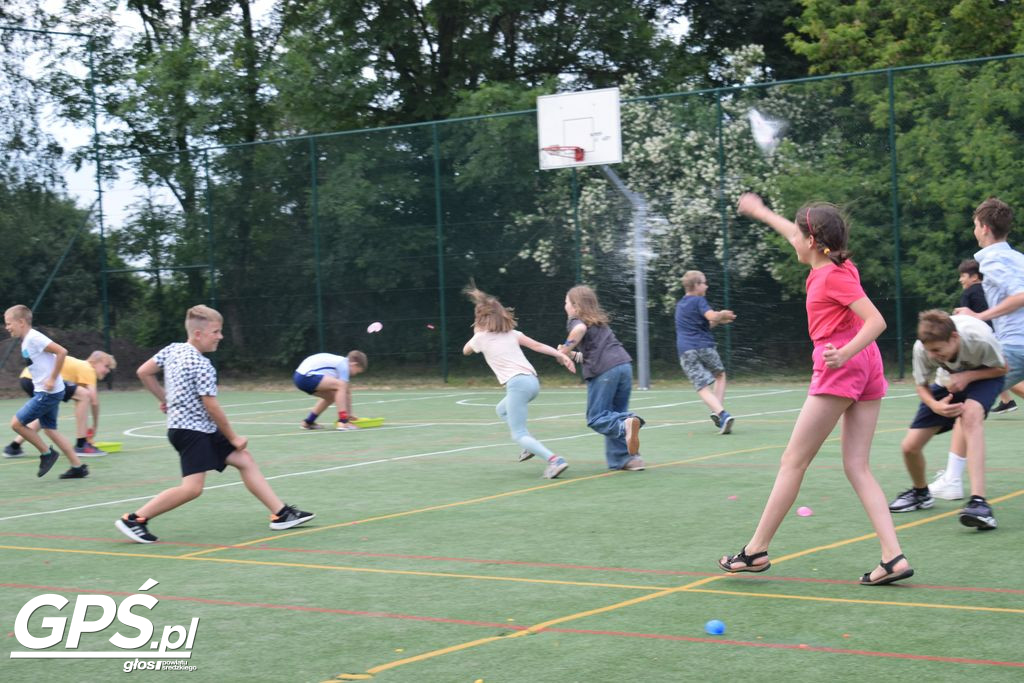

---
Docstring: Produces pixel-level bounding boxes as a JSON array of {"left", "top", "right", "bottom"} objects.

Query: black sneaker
[
  {"left": 115, "top": 514, "right": 158, "bottom": 543},
  {"left": 959, "top": 496, "right": 997, "bottom": 530},
  {"left": 888, "top": 488, "right": 934, "bottom": 512},
  {"left": 4, "top": 442, "right": 24, "bottom": 458},
  {"left": 59, "top": 464, "right": 89, "bottom": 479},
  {"left": 991, "top": 399, "right": 1017, "bottom": 415},
  {"left": 709, "top": 413, "right": 721, "bottom": 428},
  {"left": 37, "top": 447, "right": 59, "bottom": 477},
  {"left": 269, "top": 504, "right": 315, "bottom": 530}
]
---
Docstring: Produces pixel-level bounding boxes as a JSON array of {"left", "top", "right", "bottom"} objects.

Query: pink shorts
[{"left": 808, "top": 328, "right": 887, "bottom": 401}]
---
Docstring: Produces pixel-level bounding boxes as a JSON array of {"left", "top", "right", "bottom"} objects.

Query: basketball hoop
[{"left": 541, "top": 145, "right": 585, "bottom": 162}]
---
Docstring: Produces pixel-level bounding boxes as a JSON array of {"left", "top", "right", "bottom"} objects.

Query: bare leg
[
  {"left": 724, "top": 394, "right": 850, "bottom": 569},
  {"left": 71, "top": 388, "right": 91, "bottom": 438},
  {"left": 713, "top": 372, "right": 727, "bottom": 405},
  {"left": 11, "top": 416, "right": 50, "bottom": 454},
  {"left": 959, "top": 401, "right": 986, "bottom": 497},
  {"left": 11, "top": 418, "right": 42, "bottom": 447},
  {"left": 840, "top": 399, "right": 910, "bottom": 581},
  {"left": 226, "top": 449, "right": 284, "bottom": 513},
  {"left": 696, "top": 386, "right": 724, "bottom": 415},
  {"left": 135, "top": 473, "right": 206, "bottom": 519},
  {"left": 900, "top": 427, "right": 940, "bottom": 489}
]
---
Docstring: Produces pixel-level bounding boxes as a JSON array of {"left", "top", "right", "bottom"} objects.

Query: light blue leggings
[{"left": 496, "top": 374, "right": 554, "bottom": 461}]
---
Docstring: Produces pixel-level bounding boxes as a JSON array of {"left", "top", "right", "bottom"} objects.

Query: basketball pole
[{"left": 600, "top": 165, "right": 650, "bottom": 391}]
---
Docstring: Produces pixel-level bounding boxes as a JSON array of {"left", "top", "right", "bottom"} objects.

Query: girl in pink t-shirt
[
  {"left": 717, "top": 194, "right": 912, "bottom": 586},
  {"left": 462, "top": 286, "right": 576, "bottom": 479}
]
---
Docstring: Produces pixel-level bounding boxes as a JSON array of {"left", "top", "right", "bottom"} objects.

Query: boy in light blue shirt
[{"left": 952, "top": 197, "right": 1024, "bottom": 528}]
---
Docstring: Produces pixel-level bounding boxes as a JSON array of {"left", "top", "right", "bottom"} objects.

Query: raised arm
[{"left": 737, "top": 193, "right": 803, "bottom": 252}]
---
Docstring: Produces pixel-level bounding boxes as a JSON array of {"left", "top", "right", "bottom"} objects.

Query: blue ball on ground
[{"left": 705, "top": 619, "right": 726, "bottom": 635}]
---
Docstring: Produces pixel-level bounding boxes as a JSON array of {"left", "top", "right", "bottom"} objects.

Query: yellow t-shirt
[{"left": 20, "top": 356, "right": 97, "bottom": 387}]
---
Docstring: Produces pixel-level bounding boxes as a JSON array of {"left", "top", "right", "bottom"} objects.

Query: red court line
[
  {"left": 2, "top": 582, "right": 1021, "bottom": 669},
  {"left": 3, "top": 532, "right": 1024, "bottom": 596}
]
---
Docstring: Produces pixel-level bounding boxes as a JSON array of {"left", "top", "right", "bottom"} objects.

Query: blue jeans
[
  {"left": 496, "top": 374, "right": 554, "bottom": 460},
  {"left": 586, "top": 362, "right": 635, "bottom": 469}
]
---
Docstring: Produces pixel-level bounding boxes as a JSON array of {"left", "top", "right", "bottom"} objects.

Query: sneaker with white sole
[
  {"left": 888, "top": 488, "right": 934, "bottom": 512},
  {"left": 270, "top": 504, "right": 315, "bottom": 530},
  {"left": 518, "top": 449, "right": 535, "bottom": 462},
  {"left": 928, "top": 470, "right": 963, "bottom": 500},
  {"left": 719, "top": 411, "right": 735, "bottom": 435},
  {"left": 622, "top": 456, "right": 646, "bottom": 471},
  {"left": 709, "top": 413, "right": 721, "bottom": 428},
  {"left": 959, "top": 496, "right": 997, "bottom": 530},
  {"left": 300, "top": 420, "right": 325, "bottom": 430},
  {"left": 991, "top": 399, "right": 1017, "bottom": 415},
  {"left": 115, "top": 514, "right": 158, "bottom": 543},
  {"left": 543, "top": 457, "right": 568, "bottom": 479},
  {"left": 74, "top": 443, "right": 107, "bottom": 457},
  {"left": 4, "top": 443, "right": 24, "bottom": 458}
]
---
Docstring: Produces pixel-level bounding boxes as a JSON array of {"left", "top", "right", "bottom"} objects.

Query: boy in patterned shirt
[{"left": 116, "top": 305, "right": 314, "bottom": 543}]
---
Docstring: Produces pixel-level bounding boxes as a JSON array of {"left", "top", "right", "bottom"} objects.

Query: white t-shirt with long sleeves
[
  {"left": 22, "top": 328, "right": 66, "bottom": 394},
  {"left": 468, "top": 331, "right": 536, "bottom": 385}
]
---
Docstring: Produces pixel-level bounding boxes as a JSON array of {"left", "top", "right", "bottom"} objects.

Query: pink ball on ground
[{"left": 797, "top": 506, "right": 813, "bottom": 517}]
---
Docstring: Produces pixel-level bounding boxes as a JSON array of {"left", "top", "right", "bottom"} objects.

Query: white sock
[{"left": 945, "top": 452, "right": 966, "bottom": 481}]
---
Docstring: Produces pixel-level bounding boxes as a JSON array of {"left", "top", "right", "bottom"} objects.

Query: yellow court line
[
  {"left": 685, "top": 588, "right": 1024, "bottom": 614},
  {"left": 180, "top": 427, "right": 911, "bottom": 560},
  {"left": 355, "top": 486, "right": 1024, "bottom": 678},
  {"left": 0, "top": 544, "right": 669, "bottom": 591}
]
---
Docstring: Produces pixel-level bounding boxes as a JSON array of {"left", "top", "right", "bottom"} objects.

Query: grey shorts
[{"left": 679, "top": 348, "right": 725, "bottom": 391}]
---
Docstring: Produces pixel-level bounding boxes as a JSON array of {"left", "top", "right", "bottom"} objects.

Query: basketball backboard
[{"left": 537, "top": 87, "right": 622, "bottom": 170}]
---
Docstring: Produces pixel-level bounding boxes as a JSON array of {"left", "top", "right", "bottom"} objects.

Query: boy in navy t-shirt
[{"left": 674, "top": 271, "right": 737, "bottom": 433}]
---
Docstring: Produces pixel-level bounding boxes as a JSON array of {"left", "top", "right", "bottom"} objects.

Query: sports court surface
[{"left": 2, "top": 383, "right": 1022, "bottom": 682}]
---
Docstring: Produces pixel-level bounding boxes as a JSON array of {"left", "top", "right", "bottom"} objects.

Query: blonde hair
[
  {"left": 347, "top": 350, "right": 368, "bottom": 370},
  {"left": 5, "top": 304, "right": 32, "bottom": 324},
  {"left": 185, "top": 305, "right": 223, "bottom": 334},
  {"left": 682, "top": 271, "right": 705, "bottom": 293},
  {"left": 566, "top": 285, "right": 609, "bottom": 326},
  {"left": 463, "top": 284, "right": 516, "bottom": 333},
  {"left": 917, "top": 309, "right": 957, "bottom": 343},
  {"left": 87, "top": 350, "right": 117, "bottom": 369}
]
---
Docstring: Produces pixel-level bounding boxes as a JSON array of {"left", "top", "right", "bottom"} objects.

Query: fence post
[
  {"left": 716, "top": 92, "right": 732, "bottom": 371},
  {"left": 432, "top": 124, "right": 449, "bottom": 382},
  {"left": 203, "top": 150, "right": 217, "bottom": 307},
  {"left": 572, "top": 167, "right": 581, "bottom": 283},
  {"left": 308, "top": 137, "right": 325, "bottom": 350},
  {"left": 887, "top": 69, "right": 905, "bottom": 379},
  {"left": 86, "top": 38, "right": 110, "bottom": 351}
]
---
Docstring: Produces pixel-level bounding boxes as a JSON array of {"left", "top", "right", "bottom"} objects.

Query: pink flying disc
[{"left": 366, "top": 321, "right": 383, "bottom": 333}]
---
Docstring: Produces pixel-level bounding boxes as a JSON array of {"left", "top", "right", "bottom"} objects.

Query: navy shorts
[
  {"left": 21, "top": 378, "right": 77, "bottom": 402},
  {"left": 168, "top": 429, "right": 236, "bottom": 477},
  {"left": 293, "top": 371, "right": 325, "bottom": 395},
  {"left": 15, "top": 391, "right": 63, "bottom": 430},
  {"left": 909, "top": 378, "right": 1004, "bottom": 434}
]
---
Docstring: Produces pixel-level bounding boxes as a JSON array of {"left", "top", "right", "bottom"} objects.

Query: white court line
[{"left": 2, "top": 392, "right": 920, "bottom": 523}]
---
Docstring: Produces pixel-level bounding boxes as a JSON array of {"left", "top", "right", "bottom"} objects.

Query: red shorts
[{"left": 808, "top": 328, "right": 887, "bottom": 401}]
